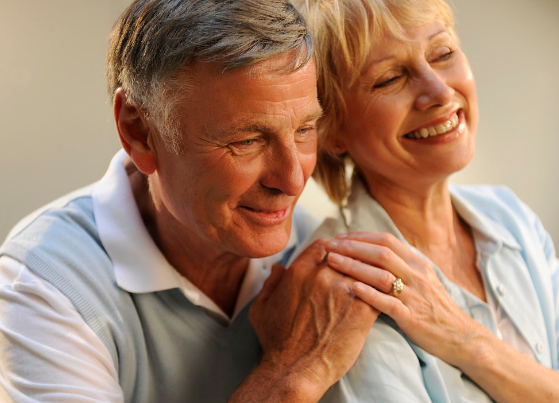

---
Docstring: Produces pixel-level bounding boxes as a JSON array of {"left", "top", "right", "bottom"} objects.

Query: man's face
[{"left": 151, "top": 55, "right": 321, "bottom": 259}]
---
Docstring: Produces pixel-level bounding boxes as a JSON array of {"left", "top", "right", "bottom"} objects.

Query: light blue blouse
[{"left": 313, "top": 179, "right": 559, "bottom": 403}]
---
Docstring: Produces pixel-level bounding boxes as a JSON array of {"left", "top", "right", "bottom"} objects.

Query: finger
[
  {"left": 337, "top": 232, "right": 423, "bottom": 266},
  {"left": 327, "top": 252, "right": 396, "bottom": 294},
  {"left": 325, "top": 239, "right": 410, "bottom": 281},
  {"left": 352, "top": 281, "right": 410, "bottom": 324},
  {"left": 256, "top": 264, "right": 286, "bottom": 303},
  {"left": 289, "top": 239, "right": 329, "bottom": 271}
]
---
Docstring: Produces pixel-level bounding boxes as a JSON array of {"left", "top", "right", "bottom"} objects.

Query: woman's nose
[{"left": 413, "top": 67, "right": 454, "bottom": 110}]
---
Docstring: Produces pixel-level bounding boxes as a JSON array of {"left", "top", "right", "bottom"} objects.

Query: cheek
[
  {"left": 353, "top": 95, "right": 403, "bottom": 137},
  {"left": 460, "top": 71, "right": 479, "bottom": 131},
  {"left": 300, "top": 142, "right": 317, "bottom": 180},
  {"left": 454, "top": 59, "right": 478, "bottom": 106}
]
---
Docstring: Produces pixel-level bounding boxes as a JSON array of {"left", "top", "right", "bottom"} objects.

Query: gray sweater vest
[{"left": 0, "top": 188, "right": 313, "bottom": 402}]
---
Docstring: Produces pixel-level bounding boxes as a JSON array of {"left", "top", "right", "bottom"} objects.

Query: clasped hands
[{"left": 249, "top": 232, "right": 480, "bottom": 399}]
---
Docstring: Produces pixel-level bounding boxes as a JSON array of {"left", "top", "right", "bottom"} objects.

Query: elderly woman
[{"left": 292, "top": 0, "right": 559, "bottom": 402}]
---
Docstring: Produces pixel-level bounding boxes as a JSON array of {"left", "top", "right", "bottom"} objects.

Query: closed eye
[
  {"left": 373, "top": 75, "right": 402, "bottom": 89},
  {"left": 435, "top": 50, "right": 454, "bottom": 62}
]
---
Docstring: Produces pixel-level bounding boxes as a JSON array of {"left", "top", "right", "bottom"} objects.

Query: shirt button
[
  {"left": 536, "top": 342, "right": 544, "bottom": 354},
  {"left": 497, "top": 284, "right": 506, "bottom": 297}
]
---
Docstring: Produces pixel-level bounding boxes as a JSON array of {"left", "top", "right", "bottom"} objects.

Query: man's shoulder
[
  {"left": 0, "top": 182, "right": 111, "bottom": 295},
  {"left": 3, "top": 184, "right": 96, "bottom": 243}
]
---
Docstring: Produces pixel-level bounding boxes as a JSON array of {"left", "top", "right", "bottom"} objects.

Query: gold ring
[{"left": 392, "top": 278, "right": 404, "bottom": 297}]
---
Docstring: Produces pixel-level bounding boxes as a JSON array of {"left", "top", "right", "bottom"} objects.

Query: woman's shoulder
[
  {"left": 449, "top": 184, "right": 554, "bottom": 255},
  {"left": 450, "top": 183, "right": 522, "bottom": 204},
  {"left": 450, "top": 184, "right": 535, "bottom": 224}
]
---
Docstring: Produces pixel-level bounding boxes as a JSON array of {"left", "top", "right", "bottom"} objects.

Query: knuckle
[
  {"left": 417, "top": 260, "right": 433, "bottom": 273},
  {"left": 333, "top": 279, "right": 352, "bottom": 295},
  {"left": 378, "top": 271, "right": 393, "bottom": 290},
  {"left": 313, "top": 238, "right": 330, "bottom": 248},
  {"left": 378, "top": 232, "right": 397, "bottom": 245},
  {"left": 314, "top": 267, "right": 334, "bottom": 288},
  {"left": 388, "top": 300, "right": 403, "bottom": 316},
  {"left": 339, "top": 255, "right": 355, "bottom": 273},
  {"left": 338, "top": 239, "right": 356, "bottom": 254},
  {"left": 376, "top": 246, "right": 395, "bottom": 264},
  {"left": 415, "top": 276, "right": 431, "bottom": 290},
  {"left": 293, "top": 239, "right": 328, "bottom": 267}
]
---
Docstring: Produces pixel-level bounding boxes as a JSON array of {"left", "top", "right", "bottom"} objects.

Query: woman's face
[{"left": 336, "top": 21, "right": 478, "bottom": 193}]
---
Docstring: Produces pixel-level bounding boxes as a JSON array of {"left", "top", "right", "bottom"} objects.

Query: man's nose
[
  {"left": 413, "top": 67, "right": 454, "bottom": 111},
  {"left": 261, "top": 143, "right": 305, "bottom": 196}
]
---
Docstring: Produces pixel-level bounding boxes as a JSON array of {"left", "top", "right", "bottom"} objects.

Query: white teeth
[
  {"left": 435, "top": 124, "right": 446, "bottom": 134},
  {"left": 407, "top": 113, "right": 460, "bottom": 139}
]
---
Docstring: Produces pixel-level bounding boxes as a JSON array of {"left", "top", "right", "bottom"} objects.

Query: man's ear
[{"left": 113, "top": 88, "right": 157, "bottom": 175}]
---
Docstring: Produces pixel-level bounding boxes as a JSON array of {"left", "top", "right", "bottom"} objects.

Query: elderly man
[{"left": 0, "top": 0, "right": 377, "bottom": 402}]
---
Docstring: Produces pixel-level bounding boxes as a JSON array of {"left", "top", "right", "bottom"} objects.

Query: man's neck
[{"left": 129, "top": 169, "right": 249, "bottom": 318}]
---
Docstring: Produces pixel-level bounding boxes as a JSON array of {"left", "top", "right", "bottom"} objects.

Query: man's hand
[{"left": 245, "top": 239, "right": 379, "bottom": 402}]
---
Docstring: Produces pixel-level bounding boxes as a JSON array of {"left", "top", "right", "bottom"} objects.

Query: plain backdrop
[{"left": 1, "top": 0, "right": 558, "bottom": 245}]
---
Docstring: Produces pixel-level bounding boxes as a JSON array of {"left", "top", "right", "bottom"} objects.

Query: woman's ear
[
  {"left": 324, "top": 134, "right": 347, "bottom": 156},
  {"left": 113, "top": 88, "right": 157, "bottom": 175}
]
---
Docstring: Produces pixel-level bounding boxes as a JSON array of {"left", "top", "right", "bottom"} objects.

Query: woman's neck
[
  {"left": 366, "top": 175, "right": 455, "bottom": 249},
  {"left": 365, "top": 175, "right": 485, "bottom": 301}
]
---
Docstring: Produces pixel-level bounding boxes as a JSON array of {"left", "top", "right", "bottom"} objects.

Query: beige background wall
[{"left": 1, "top": 0, "right": 558, "bottom": 245}]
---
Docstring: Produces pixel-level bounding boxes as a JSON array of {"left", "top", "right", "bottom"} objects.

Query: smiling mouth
[
  {"left": 240, "top": 206, "right": 291, "bottom": 223},
  {"left": 404, "top": 112, "right": 460, "bottom": 139}
]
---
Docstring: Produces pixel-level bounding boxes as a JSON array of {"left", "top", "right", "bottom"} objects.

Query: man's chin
[{"left": 237, "top": 230, "right": 292, "bottom": 259}]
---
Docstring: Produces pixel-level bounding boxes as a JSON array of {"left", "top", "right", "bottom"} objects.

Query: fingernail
[
  {"left": 353, "top": 282, "right": 367, "bottom": 293},
  {"left": 326, "top": 240, "right": 339, "bottom": 249},
  {"left": 328, "top": 252, "right": 342, "bottom": 265},
  {"left": 336, "top": 233, "right": 348, "bottom": 239}
]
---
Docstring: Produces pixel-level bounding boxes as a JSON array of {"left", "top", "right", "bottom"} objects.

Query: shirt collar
[
  {"left": 449, "top": 184, "right": 521, "bottom": 251},
  {"left": 342, "top": 178, "right": 521, "bottom": 252},
  {"left": 92, "top": 150, "right": 298, "bottom": 321}
]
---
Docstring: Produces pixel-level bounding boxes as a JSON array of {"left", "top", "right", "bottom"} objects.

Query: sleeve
[
  {"left": 0, "top": 256, "right": 123, "bottom": 403},
  {"left": 533, "top": 212, "right": 559, "bottom": 369},
  {"left": 320, "top": 318, "right": 432, "bottom": 403}
]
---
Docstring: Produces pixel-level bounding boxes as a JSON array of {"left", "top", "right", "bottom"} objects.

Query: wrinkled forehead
[{"left": 177, "top": 51, "right": 316, "bottom": 96}]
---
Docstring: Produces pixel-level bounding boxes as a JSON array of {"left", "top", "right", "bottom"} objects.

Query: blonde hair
[{"left": 291, "top": 0, "right": 457, "bottom": 204}]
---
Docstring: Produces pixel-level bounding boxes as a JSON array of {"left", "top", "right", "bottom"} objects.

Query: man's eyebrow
[
  {"left": 219, "top": 109, "right": 324, "bottom": 138},
  {"left": 303, "top": 109, "right": 324, "bottom": 123},
  {"left": 208, "top": 123, "right": 274, "bottom": 142}
]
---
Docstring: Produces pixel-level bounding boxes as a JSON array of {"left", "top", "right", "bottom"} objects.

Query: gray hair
[{"left": 107, "top": 0, "right": 313, "bottom": 153}]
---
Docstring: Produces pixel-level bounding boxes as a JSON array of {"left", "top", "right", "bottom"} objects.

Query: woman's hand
[
  {"left": 324, "top": 231, "right": 559, "bottom": 403},
  {"left": 324, "top": 231, "right": 485, "bottom": 368}
]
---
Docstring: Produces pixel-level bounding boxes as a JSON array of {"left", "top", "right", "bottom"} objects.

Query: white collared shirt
[{"left": 0, "top": 150, "right": 300, "bottom": 402}]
